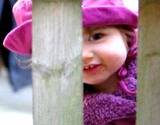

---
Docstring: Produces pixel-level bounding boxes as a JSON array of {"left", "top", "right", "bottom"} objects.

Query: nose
[{"left": 82, "top": 46, "right": 94, "bottom": 65}]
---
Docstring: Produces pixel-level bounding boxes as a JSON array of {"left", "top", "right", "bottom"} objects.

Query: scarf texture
[{"left": 83, "top": 88, "right": 136, "bottom": 125}]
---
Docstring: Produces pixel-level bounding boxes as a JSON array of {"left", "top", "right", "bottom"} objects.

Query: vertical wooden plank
[
  {"left": 137, "top": 1, "right": 160, "bottom": 125},
  {"left": 32, "top": 0, "right": 82, "bottom": 125}
]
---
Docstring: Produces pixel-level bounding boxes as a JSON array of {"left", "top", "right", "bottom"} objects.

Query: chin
[{"left": 83, "top": 80, "right": 101, "bottom": 85}]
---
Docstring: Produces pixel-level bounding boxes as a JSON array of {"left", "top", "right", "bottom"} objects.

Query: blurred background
[{"left": 0, "top": 0, "right": 32, "bottom": 124}]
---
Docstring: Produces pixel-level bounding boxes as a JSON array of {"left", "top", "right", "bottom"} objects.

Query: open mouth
[{"left": 83, "top": 64, "right": 101, "bottom": 73}]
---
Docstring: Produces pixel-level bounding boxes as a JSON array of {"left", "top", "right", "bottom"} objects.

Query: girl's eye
[{"left": 89, "top": 33, "right": 104, "bottom": 41}]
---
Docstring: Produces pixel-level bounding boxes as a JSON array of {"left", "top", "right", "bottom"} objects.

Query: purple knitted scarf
[{"left": 83, "top": 89, "right": 136, "bottom": 125}]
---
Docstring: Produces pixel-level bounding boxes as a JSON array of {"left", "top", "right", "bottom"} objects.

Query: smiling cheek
[
  {"left": 102, "top": 41, "right": 128, "bottom": 65},
  {"left": 105, "top": 53, "right": 128, "bottom": 79}
]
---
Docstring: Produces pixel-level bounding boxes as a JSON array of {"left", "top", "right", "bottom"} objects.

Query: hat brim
[
  {"left": 83, "top": 6, "right": 138, "bottom": 28},
  {"left": 3, "top": 20, "right": 32, "bottom": 56}
]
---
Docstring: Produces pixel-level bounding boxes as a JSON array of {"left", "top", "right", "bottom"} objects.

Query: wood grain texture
[
  {"left": 137, "top": 1, "right": 160, "bottom": 125},
  {"left": 32, "top": 0, "right": 82, "bottom": 125}
]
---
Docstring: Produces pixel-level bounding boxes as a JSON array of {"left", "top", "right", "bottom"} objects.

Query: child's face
[{"left": 83, "top": 26, "right": 128, "bottom": 86}]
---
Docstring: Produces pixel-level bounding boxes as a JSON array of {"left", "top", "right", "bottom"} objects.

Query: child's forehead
[
  {"left": 83, "top": 26, "right": 116, "bottom": 33},
  {"left": 84, "top": 26, "right": 107, "bottom": 31}
]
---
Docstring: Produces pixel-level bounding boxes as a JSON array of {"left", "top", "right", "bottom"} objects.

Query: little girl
[
  {"left": 82, "top": 0, "right": 138, "bottom": 125},
  {"left": 3, "top": 0, "right": 138, "bottom": 125}
]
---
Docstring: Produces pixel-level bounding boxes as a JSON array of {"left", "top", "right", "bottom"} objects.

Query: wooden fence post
[
  {"left": 32, "top": 0, "right": 82, "bottom": 125},
  {"left": 137, "top": 0, "right": 160, "bottom": 125}
]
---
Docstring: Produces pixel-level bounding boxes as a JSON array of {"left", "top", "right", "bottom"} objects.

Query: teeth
[
  {"left": 84, "top": 65, "right": 95, "bottom": 69},
  {"left": 84, "top": 66, "right": 89, "bottom": 69},
  {"left": 90, "top": 65, "right": 94, "bottom": 68}
]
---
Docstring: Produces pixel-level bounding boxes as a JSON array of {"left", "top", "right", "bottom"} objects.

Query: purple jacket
[{"left": 83, "top": 91, "right": 136, "bottom": 125}]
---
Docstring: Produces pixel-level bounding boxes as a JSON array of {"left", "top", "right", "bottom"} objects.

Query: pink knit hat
[
  {"left": 3, "top": 0, "right": 137, "bottom": 55},
  {"left": 3, "top": 0, "right": 32, "bottom": 55},
  {"left": 82, "top": 0, "right": 138, "bottom": 28}
]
